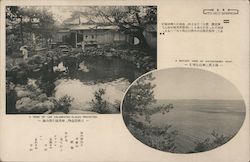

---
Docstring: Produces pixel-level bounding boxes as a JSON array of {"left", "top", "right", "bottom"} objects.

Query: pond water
[
  {"left": 7, "top": 55, "right": 141, "bottom": 114},
  {"left": 61, "top": 56, "right": 140, "bottom": 83},
  {"left": 54, "top": 78, "right": 130, "bottom": 112},
  {"left": 53, "top": 56, "right": 139, "bottom": 113}
]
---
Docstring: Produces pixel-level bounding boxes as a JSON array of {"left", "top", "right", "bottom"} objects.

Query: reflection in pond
[
  {"left": 6, "top": 54, "right": 144, "bottom": 114},
  {"left": 54, "top": 78, "right": 130, "bottom": 113},
  {"left": 51, "top": 56, "right": 140, "bottom": 113},
  {"left": 53, "top": 62, "right": 67, "bottom": 72},
  {"left": 78, "top": 61, "right": 89, "bottom": 72},
  {"left": 62, "top": 56, "right": 140, "bottom": 83}
]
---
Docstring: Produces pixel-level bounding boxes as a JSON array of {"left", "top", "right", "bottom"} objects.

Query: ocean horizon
[{"left": 143, "top": 99, "right": 245, "bottom": 153}]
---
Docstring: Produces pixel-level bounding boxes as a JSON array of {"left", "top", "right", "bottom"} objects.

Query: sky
[
  {"left": 149, "top": 68, "right": 243, "bottom": 100},
  {"left": 23, "top": 6, "right": 87, "bottom": 24},
  {"left": 47, "top": 7, "right": 73, "bottom": 23},
  {"left": 48, "top": 6, "right": 89, "bottom": 23}
]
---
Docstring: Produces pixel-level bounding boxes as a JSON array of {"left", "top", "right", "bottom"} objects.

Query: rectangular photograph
[{"left": 5, "top": 6, "right": 157, "bottom": 114}]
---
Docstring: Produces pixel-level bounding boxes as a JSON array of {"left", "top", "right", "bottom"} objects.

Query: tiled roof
[{"left": 70, "top": 25, "right": 118, "bottom": 30}]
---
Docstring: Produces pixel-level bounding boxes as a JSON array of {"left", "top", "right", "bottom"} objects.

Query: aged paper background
[{"left": 0, "top": 0, "right": 249, "bottom": 161}]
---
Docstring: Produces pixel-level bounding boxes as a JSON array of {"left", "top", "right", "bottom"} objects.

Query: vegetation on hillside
[{"left": 123, "top": 73, "right": 178, "bottom": 152}]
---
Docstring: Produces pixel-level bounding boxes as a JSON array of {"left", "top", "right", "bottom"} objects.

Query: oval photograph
[{"left": 122, "top": 68, "right": 246, "bottom": 153}]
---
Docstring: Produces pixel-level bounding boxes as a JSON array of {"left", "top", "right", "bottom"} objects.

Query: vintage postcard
[{"left": 0, "top": 0, "right": 249, "bottom": 161}]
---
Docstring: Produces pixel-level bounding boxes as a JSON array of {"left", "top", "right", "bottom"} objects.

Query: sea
[{"left": 147, "top": 99, "right": 246, "bottom": 153}]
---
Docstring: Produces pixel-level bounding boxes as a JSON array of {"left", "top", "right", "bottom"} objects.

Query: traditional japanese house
[
  {"left": 54, "top": 28, "right": 71, "bottom": 44},
  {"left": 54, "top": 18, "right": 126, "bottom": 48},
  {"left": 53, "top": 17, "right": 156, "bottom": 49},
  {"left": 70, "top": 24, "right": 126, "bottom": 48}
]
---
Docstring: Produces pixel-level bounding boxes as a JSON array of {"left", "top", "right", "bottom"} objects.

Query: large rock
[
  {"left": 43, "top": 101, "right": 55, "bottom": 109},
  {"left": 68, "top": 110, "right": 98, "bottom": 114},
  {"left": 27, "top": 78, "right": 38, "bottom": 88},
  {"left": 37, "top": 93, "right": 48, "bottom": 102},
  {"left": 15, "top": 83, "right": 41, "bottom": 99},
  {"left": 16, "top": 97, "right": 39, "bottom": 112},
  {"left": 14, "top": 86, "right": 25, "bottom": 92},
  {"left": 43, "top": 109, "right": 53, "bottom": 114},
  {"left": 24, "top": 100, "right": 54, "bottom": 114},
  {"left": 141, "top": 56, "right": 151, "bottom": 62},
  {"left": 34, "top": 100, "right": 54, "bottom": 110},
  {"left": 16, "top": 96, "right": 54, "bottom": 113},
  {"left": 130, "top": 49, "right": 139, "bottom": 55},
  {"left": 16, "top": 90, "right": 31, "bottom": 99},
  {"left": 52, "top": 111, "right": 66, "bottom": 114},
  {"left": 16, "top": 97, "right": 30, "bottom": 110},
  {"left": 104, "top": 52, "right": 113, "bottom": 57},
  {"left": 48, "top": 97, "right": 57, "bottom": 103},
  {"left": 29, "top": 107, "right": 48, "bottom": 114}
]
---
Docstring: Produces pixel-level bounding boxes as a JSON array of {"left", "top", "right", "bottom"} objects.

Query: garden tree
[
  {"left": 6, "top": 6, "right": 56, "bottom": 52},
  {"left": 6, "top": 6, "right": 24, "bottom": 53},
  {"left": 52, "top": 95, "right": 74, "bottom": 114},
  {"left": 90, "top": 88, "right": 112, "bottom": 114},
  {"left": 194, "top": 131, "right": 232, "bottom": 152},
  {"left": 122, "top": 73, "right": 178, "bottom": 152},
  {"left": 123, "top": 73, "right": 173, "bottom": 123},
  {"left": 23, "top": 7, "right": 56, "bottom": 47},
  {"left": 83, "top": 6, "right": 157, "bottom": 49}
]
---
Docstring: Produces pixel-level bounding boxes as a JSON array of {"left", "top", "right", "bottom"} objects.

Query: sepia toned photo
[
  {"left": 5, "top": 6, "right": 157, "bottom": 114},
  {"left": 1, "top": 0, "right": 249, "bottom": 161},
  {"left": 122, "top": 68, "right": 246, "bottom": 153}
]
